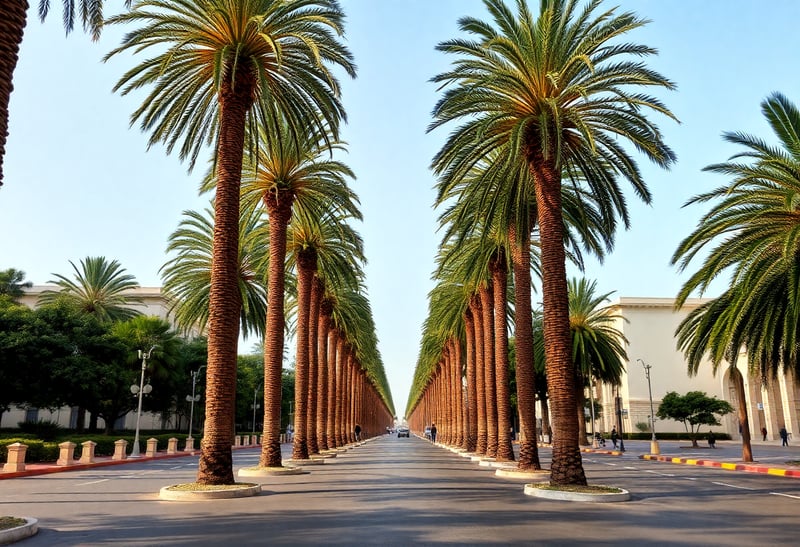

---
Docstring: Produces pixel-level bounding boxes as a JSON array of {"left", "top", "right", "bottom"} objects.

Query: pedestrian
[
  {"left": 610, "top": 426, "right": 618, "bottom": 449},
  {"left": 430, "top": 423, "right": 437, "bottom": 443},
  {"left": 354, "top": 424, "right": 362, "bottom": 441},
  {"left": 286, "top": 423, "right": 293, "bottom": 443},
  {"left": 707, "top": 431, "right": 716, "bottom": 448},
  {"left": 780, "top": 426, "right": 789, "bottom": 446},
  {"left": 761, "top": 427, "right": 768, "bottom": 441}
]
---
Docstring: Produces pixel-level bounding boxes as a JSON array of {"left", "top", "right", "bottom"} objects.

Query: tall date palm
[
  {"left": 430, "top": 0, "right": 676, "bottom": 485},
  {"left": 105, "top": 0, "right": 355, "bottom": 484}
]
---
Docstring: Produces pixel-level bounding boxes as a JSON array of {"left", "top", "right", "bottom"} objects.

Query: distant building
[{"left": 594, "top": 297, "right": 799, "bottom": 442}]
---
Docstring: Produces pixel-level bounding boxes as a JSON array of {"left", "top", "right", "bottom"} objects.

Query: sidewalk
[{"left": 583, "top": 439, "right": 800, "bottom": 478}]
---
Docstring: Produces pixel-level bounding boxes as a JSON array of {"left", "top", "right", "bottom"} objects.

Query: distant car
[
  {"left": 397, "top": 426, "right": 410, "bottom": 438},
  {"left": 424, "top": 427, "right": 432, "bottom": 439}
]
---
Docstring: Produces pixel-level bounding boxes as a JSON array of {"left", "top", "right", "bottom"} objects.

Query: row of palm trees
[{"left": 406, "top": 0, "right": 676, "bottom": 486}]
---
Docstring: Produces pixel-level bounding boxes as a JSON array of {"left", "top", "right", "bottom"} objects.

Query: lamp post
[
  {"left": 130, "top": 345, "right": 156, "bottom": 458},
  {"left": 638, "top": 358, "right": 660, "bottom": 455},
  {"left": 251, "top": 383, "right": 262, "bottom": 436},
  {"left": 589, "top": 372, "right": 598, "bottom": 448},
  {"left": 186, "top": 365, "right": 206, "bottom": 440}
]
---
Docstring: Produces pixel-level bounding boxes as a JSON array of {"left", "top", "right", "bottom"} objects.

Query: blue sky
[{"left": 2, "top": 1, "right": 800, "bottom": 414}]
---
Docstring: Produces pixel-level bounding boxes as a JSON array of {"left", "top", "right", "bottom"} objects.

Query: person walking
[
  {"left": 354, "top": 424, "right": 362, "bottom": 442},
  {"left": 707, "top": 431, "right": 716, "bottom": 448},
  {"left": 780, "top": 426, "right": 789, "bottom": 446},
  {"left": 761, "top": 427, "right": 768, "bottom": 442},
  {"left": 430, "top": 423, "right": 437, "bottom": 443},
  {"left": 610, "top": 426, "right": 618, "bottom": 449}
]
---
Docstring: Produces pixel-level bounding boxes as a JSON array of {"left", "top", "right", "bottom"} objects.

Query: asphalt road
[{"left": 2, "top": 436, "right": 800, "bottom": 546}]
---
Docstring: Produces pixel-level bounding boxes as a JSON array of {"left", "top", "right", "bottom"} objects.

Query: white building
[{"left": 597, "top": 297, "right": 800, "bottom": 441}]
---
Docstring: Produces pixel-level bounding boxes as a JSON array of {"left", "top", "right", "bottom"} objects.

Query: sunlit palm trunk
[
  {"left": 0, "top": 0, "right": 28, "bottom": 187},
  {"left": 259, "top": 192, "right": 293, "bottom": 469},
  {"left": 291, "top": 248, "right": 315, "bottom": 460},
  {"left": 326, "top": 327, "right": 338, "bottom": 447},
  {"left": 335, "top": 335, "right": 346, "bottom": 446},
  {"left": 316, "top": 293, "right": 332, "bottom": 451},
  {"left": 197, "top": 72, "right": 253, "bottom": 485},
  {"left": 730, "top": 366, "right": 754, "bottom": 462},
  {"left": 491, "top": 254, "right": 514, "bottom": 461},
  {"left": 480, "top": 284, "right": 498, "bottom": 458},
  {"left": 509, "top": 224, "right": 541, "bottom": 469},
  {"left": 453, "top": 339, "right": 465, "bottom": 447},
  {"left": 306, "top": 273, "right": 321, "bottom": 455},
  {"left": 530, "top": 157, "right": 587, "bottom": 486},
  {"left": 472, "top": 297, "right": 488, "bottom": 454},
  {"left": 465, "top": 308, "right": 478, "bottom": 452}
]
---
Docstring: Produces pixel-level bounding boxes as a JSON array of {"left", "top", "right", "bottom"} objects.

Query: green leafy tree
[
  {"left": 106, "top": 0, "right": 356, "bottom": 484},
  {"left": 429, "top": 0, "right": 676, "bottom": 485},
  {"left": 38, "top": 256, "right": 142, "bottom": 322},
  {"left": 656, "top": 391, "right": 734, "bottom": 447},
  {"left": 0, "top": 301, "right": 35, "bottom": 425}
]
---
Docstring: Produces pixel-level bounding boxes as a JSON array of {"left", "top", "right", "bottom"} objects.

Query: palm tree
[
  {"left": 105, "top": 0, "right": 355, "bottom": 484},
  {"left": 38, "top": 256, "right": 142, "bottom": 322},
  {"left": 567, "top": 278, "right": 627, "bottom": 444},
  {"left": 672, "top": 93, "right": 800, "bottom": 463},
  {"left": 430, "top": 0, "right": 676, "bottom": 485},
  {"left": 1, "top": 0, "right": 125, "bottom": 186},
  {"left": 160, "top": 203, "right": 269, "bottom": 340},
  {"left": 0, "top": 268, "right": 32, "bottom": 301},
  {"left": 235, "top": 120, "right": 359, "bottom": 468}
]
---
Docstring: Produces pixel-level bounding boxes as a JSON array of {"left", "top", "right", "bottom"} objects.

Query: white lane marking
[
  {"left": 712, "top": 481, "right": 755, "bottom": 490},
  {"left": 644, "top": 470, "right": 675, "bottom": 477},
  {"left": 76, "top": 479, "right": 109, "bottom": 486},
  {"left": 624, "top": 466, "right": 638, "bottom": 470},
  {"left": 686, "top": 477, "right": 698, "bottom": 481},
  {"left": 771, "top": 492, "right": 800, "bottom": 500},
  {"left": 170, "top": 466, "right": 183, "bottom": 469}
]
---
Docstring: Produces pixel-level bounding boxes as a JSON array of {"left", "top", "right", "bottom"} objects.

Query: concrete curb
[
  {"left": 639, "top": 454, "right": 800, "bottom": 478},
  {"left": 524, "top": 484, "right": 630, "bottom": 503},
  {"left": 0, "top": 517, "right": 38, "bottom": 545}
]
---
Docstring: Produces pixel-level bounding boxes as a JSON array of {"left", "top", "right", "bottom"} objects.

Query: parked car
[{"left": 397, "top": 426, "right": 410, "bottom": 438}]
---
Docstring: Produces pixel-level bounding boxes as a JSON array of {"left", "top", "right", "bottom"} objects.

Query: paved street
[{"left": 2, "top": 436, "right": 800, "bottom": 546}]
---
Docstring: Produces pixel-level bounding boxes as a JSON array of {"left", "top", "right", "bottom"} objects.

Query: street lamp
[
  {"left": 130, "top": 345, "right": 156, "bottom": 458},
  {"left": 638, "top": 358, "right": 660, "bottom": 455},
  {"left": 251, "top": 382, "right": 262, "bottom": 436},
  {"left": 186, "top": 365, "right": 206, "bottom": 440}
]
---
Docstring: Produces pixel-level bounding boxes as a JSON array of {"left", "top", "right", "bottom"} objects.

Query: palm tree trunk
[
  {"left": 529, "top": 155, "right": 586, "bottom": 486},
  {"left": 314, "top": 288, "right": 331, "bottom": 450},
  {"left": 259, "top": 190, "right": 294, "bottom": 469},
  {"left": 491, "top": 253, "right": 514, "bottom": 461},
  {"left": 509, "top": 223, "right": 542, "bottom": 469},
  {"left": 306, "top": 275, "right": 321, "bottom": 455},
  {"left": 291, "top": 247, "right": 315, "bottom": 461},
  {"left": 0, "top": 0, "right": 28, "bottom": 187},
  {"left": 326, "top": 327, "right": 338, "bottom": 448},
  {"left": 471, "top": 297, "right": 488, "bottom": 455},
  {"left": 197, "top": 70, "right": 254, "bottom": 484},
  {"left": 730, "top": 366, "right": 754, "bottom": 462},
  {"left": 465, "top": 308, "right": 478, "bottom": 452},
  {"left": 480, "top": 284, "right": 498, "bottom": 458}
]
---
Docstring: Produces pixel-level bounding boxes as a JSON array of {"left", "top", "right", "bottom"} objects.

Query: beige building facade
[{"left": 594, "top": 297, "right": 800, "bottom": 442}]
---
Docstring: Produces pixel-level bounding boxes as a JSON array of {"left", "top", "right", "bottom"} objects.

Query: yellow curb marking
[
  {"left": 767, "top": 468, "right": 787, "bottom": 476},
  {"left": 720, "top": 463, "right": 737, "bottom": 470}
]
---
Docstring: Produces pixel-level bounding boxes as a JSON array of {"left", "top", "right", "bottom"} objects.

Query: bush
[
  {"left": 0, "top": 438, "right": 60, "bottom": 462},
  {"left": 17, "top": 420, "right": 62, "bottom": 441}
]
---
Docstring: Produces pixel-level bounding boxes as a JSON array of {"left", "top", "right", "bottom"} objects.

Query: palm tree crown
[{"left": 38, "top": 256, "right": 142, "bottom": 322}]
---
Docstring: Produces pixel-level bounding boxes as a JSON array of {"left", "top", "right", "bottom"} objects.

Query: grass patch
[
  {"left": 163, "top": 482, "right": 258, "bottom": 491},
  {"left": 0, "top": 516, "right": 27, "bottom": 531},
  {"left": 533, "top": 484, "right": 623, "bottom": 494}
]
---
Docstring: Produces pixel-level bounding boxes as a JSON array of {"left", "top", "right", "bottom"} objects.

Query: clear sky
[{"left": 2, "top": 1, "right": 800, "bottom": 416}]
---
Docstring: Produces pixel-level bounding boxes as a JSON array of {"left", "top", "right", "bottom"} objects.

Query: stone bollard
[
  {"left": 234, "top": 435, "right": 241, "bottom": 447},
  {"left": 184, "top": 437, "right": 195, "bottom": 452},
  {"left": 145, "top": 438, "right": 158, "bottom": 457},
  {"left": 252, "top": 435, "right": 258, "bottom": 445},
  {"left": 113, "top": 440, "right": 128, "bottom": 460},
  {"left": 57, "top": 441, "right": 76, "bottom": 466},
  {"left": 167, "top": 438, "right": 178, "bottom": 455},
  {"left": 79, "top": 441, "right": 96, "bottom": 464},
  {"left": 242, "top": 435, "right": 250, "bottom": 446},
  {"left": 280, "top": 434, "right": 286, "bottom": 444},
  {"left": 3, "top": 442, "right": 28, "bottom": 472}
]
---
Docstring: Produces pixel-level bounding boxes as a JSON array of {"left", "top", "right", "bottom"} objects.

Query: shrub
[{"left": 17, "top": 420, "right": 62, "bottom": 441}]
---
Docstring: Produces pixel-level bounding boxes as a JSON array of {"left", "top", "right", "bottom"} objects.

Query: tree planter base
[
  {"left": 238, "top": 466, "right": 309, "bottom": 477},
  {"left": 159, "top": 483, "right": 261, "bottom": 501},
  {"left": 0, "top": 517, "right": 38, "bottom": 544},
  {"left": 523, "top": 484, "right": 630, "bottom": 503},
  {"left": 495, "top": 468, "right": 550, "bottom": 480}
]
